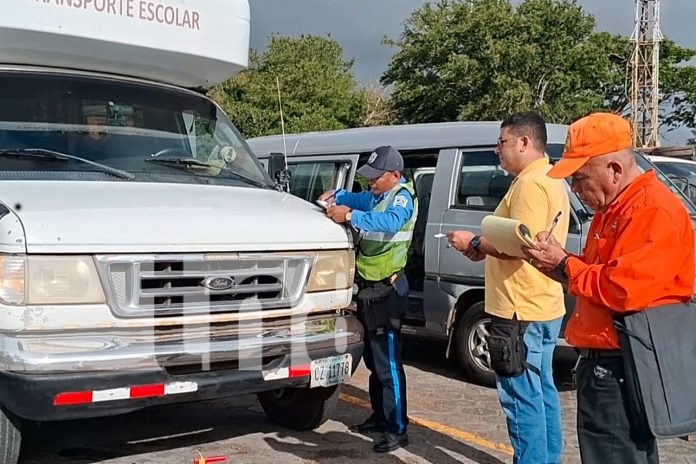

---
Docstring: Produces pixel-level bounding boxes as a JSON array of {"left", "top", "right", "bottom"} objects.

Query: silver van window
[{"left": 455, "top": 150, "right": 513, "bottom": 210}]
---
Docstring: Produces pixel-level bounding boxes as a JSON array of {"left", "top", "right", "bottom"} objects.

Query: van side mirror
[{"left": 268, "top": 152, "right": 291, "bottom": 192}]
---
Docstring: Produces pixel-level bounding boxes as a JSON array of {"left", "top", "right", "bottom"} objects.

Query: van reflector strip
[
  {"left": 289, "top": 365, "right": 311, "bottom": 378},
  {"left": 53, "top": 391, "right": 93, "bottom": 406},
  {"left": 130, "top": 384, "right": 165, "bottom": 398},
  {"left": 262, "top": 364, "right": 312, "bottom": 381},
  {"left": 53, "top": 381, "right": 197, "bottom": 406}
]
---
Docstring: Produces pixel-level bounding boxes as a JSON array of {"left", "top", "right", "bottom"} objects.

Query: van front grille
[{"left": 97, "top": 253, "right": 312, "bottom": 317}]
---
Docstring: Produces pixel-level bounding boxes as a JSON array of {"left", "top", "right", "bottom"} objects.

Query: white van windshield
[{"left": 0, "top": 70, "right": 272, "bottom": 188}]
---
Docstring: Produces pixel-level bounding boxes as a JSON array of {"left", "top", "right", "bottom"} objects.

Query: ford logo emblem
[{"left": 202, "top": 276, "right": 235, "bottom": 291}]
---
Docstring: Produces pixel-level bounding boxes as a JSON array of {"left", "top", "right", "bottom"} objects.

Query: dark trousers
[
  {"left": 576, "top": 356, "right": 658, "bottom": 464},
  {"left": 355, "top": 273, "right": 409, "bottom": 434},
  {"left": 363, "top": 327, "right": 408, "bottom": 434}
]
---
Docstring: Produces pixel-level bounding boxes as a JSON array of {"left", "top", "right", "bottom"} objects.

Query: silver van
[{"left": 249, "top": 122, "right": 696, "bottom": 386}]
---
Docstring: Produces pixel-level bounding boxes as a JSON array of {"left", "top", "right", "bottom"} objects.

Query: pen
[
  {"left": 546, "top": 211, "right": 562, "bottom": 242},
  {"left": 434, "top": 233, "right": 452, "bottom": 247}
]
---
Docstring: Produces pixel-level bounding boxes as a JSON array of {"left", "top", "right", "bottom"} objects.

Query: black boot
[
  {"left": 373, "top": 431, "right": 409, "bottom": 453},
  {"left": 349, "top": 413, "right": 387, "bottom": 433}
]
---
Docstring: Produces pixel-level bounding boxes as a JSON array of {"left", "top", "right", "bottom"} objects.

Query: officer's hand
[
  {"left": 318, "top": 190, "right": 336, "bottom": 206},
  {"left": 327, "top": 205, "right": 351, "bottom": 223},
  {"left": 447, "top": 230, "right": 475, "bottom": 252}
]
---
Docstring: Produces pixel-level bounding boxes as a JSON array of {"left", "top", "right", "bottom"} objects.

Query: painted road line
[{"left": 339, "top": 393, "right": 514, "bottom": 456}]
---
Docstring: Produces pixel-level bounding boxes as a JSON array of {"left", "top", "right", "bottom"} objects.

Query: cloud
[
  {"left": 250, "top": 0, "right": 696, "bottom": 84},
  {"left": 249, "top": 0, "right": 427, "bottom": 83},
  {"left": 248, "top": 0, "right": 695, "bottom": 143},
  {"left": 250, "top": 0, "right": 695, "bottom": 84}
]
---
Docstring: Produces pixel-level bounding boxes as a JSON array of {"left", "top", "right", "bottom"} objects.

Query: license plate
[{"left": 310, "top": 354, "right": 352, "bottom": 388}]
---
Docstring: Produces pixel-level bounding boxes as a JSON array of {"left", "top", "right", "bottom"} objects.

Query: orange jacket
[{"left": 565, "top": 171, "right": 695, "bottom": 349}]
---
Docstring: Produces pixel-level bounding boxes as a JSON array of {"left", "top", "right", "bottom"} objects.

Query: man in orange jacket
[{"left": 525, "top": 112, "right": 695, "bottom": 464}]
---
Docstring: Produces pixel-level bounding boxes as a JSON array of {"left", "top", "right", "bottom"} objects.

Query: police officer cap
[{"left": 356, "top": 145, "right": 404, "bottom": 179}]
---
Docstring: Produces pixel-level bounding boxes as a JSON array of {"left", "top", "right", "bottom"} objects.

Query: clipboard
[{"left": 480, "top": 216, "right": 540, "bottom": 258}]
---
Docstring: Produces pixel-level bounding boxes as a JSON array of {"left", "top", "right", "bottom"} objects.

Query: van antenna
[{"left": 276, "top": 76, "right": 288, "bottom": 170}]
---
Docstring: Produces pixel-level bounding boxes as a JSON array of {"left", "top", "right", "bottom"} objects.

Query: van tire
[
  {"left": 0, "top": 407, "right": 21, "bottom": 464},
  {"left": 257, "top": 385, "right": 340, "bottom": 431},
  {"left": 454, "top": 301, "right": 496, "bottom": 387}
]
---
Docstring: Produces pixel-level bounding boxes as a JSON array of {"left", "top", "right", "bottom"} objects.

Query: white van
[{"left": 0, "top": 1, "right": 362, "bottom": 460}]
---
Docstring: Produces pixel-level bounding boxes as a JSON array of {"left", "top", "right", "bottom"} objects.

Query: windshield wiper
[
  {"left": 145, "top": 157, "right": 269, "bottom": 188},
  {"left": 0, "top": 148, "right": 134, "bottom": 180}
]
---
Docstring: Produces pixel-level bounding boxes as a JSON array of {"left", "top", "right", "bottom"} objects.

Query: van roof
[
  {"left": 648, "top": 155, "right": 696, "bottom": 165},
  {"left": 0, "top": 0, "right": 249, "bottom": 89},
  {"left": 248, "top": 121, "right": 570, "bottom": 157}
]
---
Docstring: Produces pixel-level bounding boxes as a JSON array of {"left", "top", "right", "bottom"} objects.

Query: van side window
[
  {"left": 287, "top": 162, "right": 341, "bottom": 202},
  {"left": 455, "top": 151, "right": 513, "bottom": 210}
]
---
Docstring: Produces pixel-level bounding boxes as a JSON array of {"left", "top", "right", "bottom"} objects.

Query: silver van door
[
  {"left": 437, "top": 148, "right": 508, "bottom": 283},
  {"left": 436, "top": 148, "right": 586, "bottom": 339},
  {"left": 282, "top": 154, "right": 359, "bottom": 202},
  {"left": 564, "top": 184, "right": 588, "bottom": 255}
]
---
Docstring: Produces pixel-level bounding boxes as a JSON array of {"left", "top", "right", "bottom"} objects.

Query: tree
[
  {"left": 360, "top": 83, "right": 396, "bottom": 127},
  {"left": 382, "top": 0, "right": 696, "bottom": 134},
  {"left": 658, "top": 40, "right": 696, "bottom": 133},
  {"left": 210, "top": 35, "right": 367, "bottom": 139}
]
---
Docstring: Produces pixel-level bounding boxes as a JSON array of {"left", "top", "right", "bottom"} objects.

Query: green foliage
[
  {"left": 382, "top": 0, "right": 696, "bottom": 133},
  {"left": 209, "top": 35, "right": 367, "bottom": 139},
  {"left": 658, "top": 39, "right": 696, "bottom": 131}
]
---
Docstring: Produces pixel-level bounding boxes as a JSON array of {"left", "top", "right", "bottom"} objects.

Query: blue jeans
[{"left": 496, "top": 316, "right": 563, "bottom": 464}]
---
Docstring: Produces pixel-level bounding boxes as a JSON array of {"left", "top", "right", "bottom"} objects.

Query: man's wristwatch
[
  {"left": 555, "top": 255, "right": 569, "bottom": 280},
  {"left": 471, "top": 234, "right": 482, "bottom": 251},
  {"left": 345, "top": 211, "right": 352, "bottom": 222}
]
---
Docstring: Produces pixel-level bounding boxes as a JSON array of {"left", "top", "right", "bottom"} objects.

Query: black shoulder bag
[
  {"left": 487, "top": 315, "right": 540, "bottom": 377},
  {"left": 614, "top": 302, "right": 696, "bottom": 438}
]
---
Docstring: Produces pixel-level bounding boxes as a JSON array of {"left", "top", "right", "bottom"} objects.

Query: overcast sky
[
  {"left": 250, "top": 0, "right": 696, "bottom": 83},
  {"left": 249, "top": 0, "right": 696, "bottom": 141}
]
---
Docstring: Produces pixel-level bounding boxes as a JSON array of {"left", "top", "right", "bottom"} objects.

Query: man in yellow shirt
[{"left": 449, "top": 112, "right": 570, "bottom": 464}]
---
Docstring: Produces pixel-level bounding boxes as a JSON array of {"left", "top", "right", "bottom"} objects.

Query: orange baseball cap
[{"left": 548, "top": 112, "right": 633, "bottom": 179}]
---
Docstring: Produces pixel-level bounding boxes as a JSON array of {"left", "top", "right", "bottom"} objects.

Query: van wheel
[
  {"left": 0, "top": 407, "right": 21, "bottom": 464},
  {"left": 454, "top": 301, "right": 496, "bottom": 387},
  {"left": 257, "top": 385, "right": 340, "bottom": 431}
]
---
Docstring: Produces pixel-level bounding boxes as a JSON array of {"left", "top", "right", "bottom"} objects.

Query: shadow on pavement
[
  {"left": 19, "top": 383, "right": 508, "bottom": 464},
  {"left": 20, "top": 396, "right": 282, "bottom": 463},
  {"left": 265, "top": 383, "right": 508, "bottom": 464},
  {"left": 400, "top": 334, "right": 577, "bottom": 392}
]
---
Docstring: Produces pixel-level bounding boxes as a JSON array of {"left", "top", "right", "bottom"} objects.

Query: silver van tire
[
  {"left": 0, "top": 407, "right": 21, "bottom": 464},
  {"left": 455, "top": 301, "right": 496, "bottom": 387},
  {"left": 257, "top": 385, "right": 340, "bottom": 431}
]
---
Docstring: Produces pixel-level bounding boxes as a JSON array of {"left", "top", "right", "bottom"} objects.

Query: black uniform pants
[
  {"left": 355, "top": 274, "right": 409, "bottom": 434},
  {"left": 363, "top": 327, "right": 408, "bottom": 433},
  {"left": 576, "top": 355, "right": 658, "bottom": 464}
]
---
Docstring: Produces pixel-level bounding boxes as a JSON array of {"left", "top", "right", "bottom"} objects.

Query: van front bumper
[{"left": 0, "top": 312, "right": 363, "bottom": 421}]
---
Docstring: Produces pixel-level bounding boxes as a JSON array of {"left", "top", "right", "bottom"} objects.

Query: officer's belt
[{"left": 355, "top": 270, "right": 403, "bottom": 289}]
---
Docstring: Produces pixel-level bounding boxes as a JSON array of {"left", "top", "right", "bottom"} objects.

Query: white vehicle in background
[
  {"left": 647, "top": 155, "right": 696, "bottom": 205},
  {"left": 0, "top": 1, "right": 362, "bottom": 461}
]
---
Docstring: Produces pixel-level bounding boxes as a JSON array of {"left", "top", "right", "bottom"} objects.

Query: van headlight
[
  {"left": 306, "top": 250, "right": 355, "bottom": 292},
  {"left": 0, "top": 255, "right": 106, "bottom": 305}
]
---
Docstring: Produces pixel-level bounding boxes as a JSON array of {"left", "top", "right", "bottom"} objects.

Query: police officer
[{"left": 320, "top": 145, "right": 417, "bottom": 453}]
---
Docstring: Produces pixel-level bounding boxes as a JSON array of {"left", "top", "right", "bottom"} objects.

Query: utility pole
[{"left": 629, "top": 0, "right": 663, "bottom": 148}]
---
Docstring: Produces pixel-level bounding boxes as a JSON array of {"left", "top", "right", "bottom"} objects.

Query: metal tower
[{"left": 629, "top": 0, "right": 663, "bottom": 148}]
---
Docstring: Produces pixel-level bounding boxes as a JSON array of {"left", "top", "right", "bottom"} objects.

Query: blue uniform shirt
[{"left": 334, "top": 178, "right": 414, "bottom": 234}]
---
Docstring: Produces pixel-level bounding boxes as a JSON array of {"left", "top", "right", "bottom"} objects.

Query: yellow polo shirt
[{"left": 484, "top": 157, "right": 569, "bottom": 321}]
